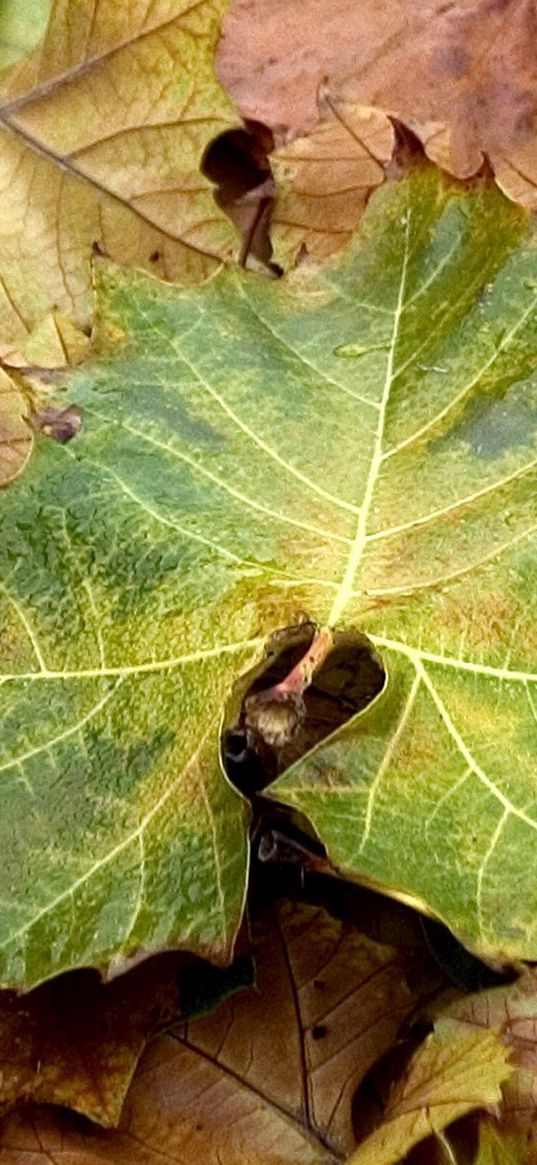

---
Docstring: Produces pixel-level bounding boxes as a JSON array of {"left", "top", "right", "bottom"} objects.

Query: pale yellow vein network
[
  {"left": 314, "top": 210, "right": 537, "bottom": 932},
  {"left": 2, "top": 201, "right": 537, "bottom": 951}
]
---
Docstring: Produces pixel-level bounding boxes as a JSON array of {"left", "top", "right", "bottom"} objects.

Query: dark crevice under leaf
[
  {"left": 202, "top": 121, "right": 277, "bottom": 269},
  {"left": 223, "top": 623, "right": 385, "bottom": 795}
]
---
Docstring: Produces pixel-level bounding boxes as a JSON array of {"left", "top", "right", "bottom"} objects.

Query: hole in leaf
[
  {"left": 202, "top": 121, "right": 276, "bottom": 269},
  {"left": 223, "top": 623, "right": 384, "bottom": 795}
]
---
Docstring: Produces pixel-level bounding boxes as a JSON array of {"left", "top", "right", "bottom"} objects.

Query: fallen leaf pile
[{"left": 2, "top": 1, "right": 537, "bottom": 1163}]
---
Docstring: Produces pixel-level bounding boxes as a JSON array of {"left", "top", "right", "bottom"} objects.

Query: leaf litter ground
[{"left": 3, "top": 2, "right": 537, "bottom": 1155}]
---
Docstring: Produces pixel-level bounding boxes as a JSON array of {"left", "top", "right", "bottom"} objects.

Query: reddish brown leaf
[{"left": 219, "top": 0, "right": 537, "bottom": 210}]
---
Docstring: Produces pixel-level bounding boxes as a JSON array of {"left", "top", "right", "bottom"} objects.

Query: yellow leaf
[
  {"left": 25, "top": 310, "right": 91, "bottom": 368},
  {"left": 347, "top": 1025, "right": 512, "bottom": 1165},
  {"left": 0, "top": 0, "right": 239, "bottom": 365}
]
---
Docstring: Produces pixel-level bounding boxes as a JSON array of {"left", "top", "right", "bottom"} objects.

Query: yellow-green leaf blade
[
  {"left": 3, "top": 164, "right": 537, "bottom": 986},
  {"left": 0, "top": 0, "right": 51, "bottom": 71}
]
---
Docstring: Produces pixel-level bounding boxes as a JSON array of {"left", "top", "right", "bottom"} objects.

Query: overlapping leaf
[
  {"left": 348, "top": 1020, "right": 511, "bottom": 1165},
  {"left": 438, "top": 969, "right": 537, "bottom": 1158},
  {"left": 0, "top": 901, "right": 424, "bottom": 1162},
  {"left": 270, "top": 96, "right": 394, "bottom": 269},
  {"left": 0, "top": 952, "right": 188, "bottom": 1126},
  {"left": 0, "top": 0, "right": 239, "bottom": 365},
  {"left": 2, "top": 164, "right": 537, "bottom": 987},
  {"left": 219, "top": 0, "right": 537, "bottom": 210}
]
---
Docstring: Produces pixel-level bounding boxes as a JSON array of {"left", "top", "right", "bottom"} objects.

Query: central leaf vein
[{"left": 327, "top": 209, "right": 412, "bottom": 625}]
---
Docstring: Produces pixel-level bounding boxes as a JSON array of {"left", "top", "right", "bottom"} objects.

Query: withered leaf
[
  {"left": 0, "top": 901, "right": 420, "bottom": 1163},
  {"left": 439, "top": 969, "right": 537, "bottom": 1159},
  {"left": 270, "top": 96, "right": 394, "bottom": 269},
  {"left": 219, "top": 0, "right": 537, "bottom": 213},
  {"left": 0, "top": 0, "right": 239, "bottom": 365},
  {"left": 348, "top": 1020, "right": 511, "bottom": 1165},
  {"left": 0, "top": 952, "right": 189, "bottom": 1128}
]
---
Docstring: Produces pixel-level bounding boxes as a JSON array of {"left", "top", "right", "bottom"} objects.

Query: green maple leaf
[{"left": 2, "top": 164, "right": 537, "bottom": 987}]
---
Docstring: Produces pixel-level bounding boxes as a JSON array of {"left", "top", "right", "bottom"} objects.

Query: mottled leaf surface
[
  {"left": 0, "top": 952, "right": 189, "bottom": 1127},
  {"left": 2, "top": 165, "right": 537, "bottom": 985},
  {"left": 0, "top": 0, "right": 239, "bottom": 365}
]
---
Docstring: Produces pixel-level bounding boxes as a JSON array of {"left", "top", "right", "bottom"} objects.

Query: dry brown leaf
[
  {"left": 0, "top": 953, "right": 189, "bottom": 1128},
  {"left": 0, "top": 0, "right": 239, "bottom": 366},
  {"left": 218, "top": 0, "right": 537, "bottom": 211},
  {"left": 176, "top": 899, "right": 415, "bottom": 1157},
  {"left": 0, "top": 368, "right": 32, "bottom": 486},
  {"left": 0, "top": 900, "right": 420, "bottom": 1163},
  {"left": 270, "top": 96, "right": 394, "bottom": 269}
]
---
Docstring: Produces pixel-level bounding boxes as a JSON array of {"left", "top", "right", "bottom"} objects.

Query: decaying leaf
[
  {"left": 2, "top": 164, "right": 537, "bottom": 984},
  {"left": 270, "top": 96, "right": 394, "bottom": 269},
  {"left": 219, "top": 0, "right": 537, "bottom": 212},
  {"left": 0, "top": 0, "right": 240, "bottom": 365},
  {"left": 174, "top": 900, "right": 415, "bottom": 1157},
  {"left": 0, "top": 900, "right": 423, "bottom": 1163},
  {"left": 0, "top": 368, "right": 32, "bottom": 486},
  {"left": 33, "top": 404, "right": 84, "bottom": 444},
  {"left": 347, "top": 1021, "right": 511, "bottom": 1165},
  {"left": 0, "top": 952, "right": 189, "bottom": 1127}
]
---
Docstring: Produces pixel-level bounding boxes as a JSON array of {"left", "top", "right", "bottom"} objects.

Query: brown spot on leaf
[{"left": 34, "top": 405, "right": 84, "bottom": 444}]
